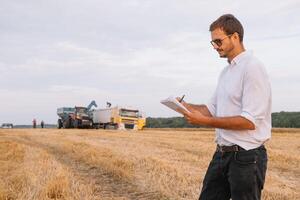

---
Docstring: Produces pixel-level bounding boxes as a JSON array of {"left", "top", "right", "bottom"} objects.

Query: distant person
[
  {"left": 41, "top": 120, "right": 44, "bottom": 128},
  {"left": 33, "top": 119, "right": 37, "bottom": 128},
  {"left": 178, "top": 14, "right": 272, "bottom": 200}
]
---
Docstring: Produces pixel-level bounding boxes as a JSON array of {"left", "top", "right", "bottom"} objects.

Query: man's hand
[
  {"left": 176, "top": 97, "right": 208, "bottom": 125},
  {"left": 180, "top": 107, "right": 208, "bottom": 125}
]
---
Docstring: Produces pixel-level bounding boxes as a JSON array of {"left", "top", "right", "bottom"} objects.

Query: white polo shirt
[{"left": 206, "top": 51, "right": 272, "bottom": 150}]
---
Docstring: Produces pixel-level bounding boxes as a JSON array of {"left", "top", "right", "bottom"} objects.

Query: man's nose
[{"left": 212, "top": 43, "right": 219, "bottom": 50}]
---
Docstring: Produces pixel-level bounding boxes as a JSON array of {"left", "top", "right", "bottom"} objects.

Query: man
[{"left": 179, "top": 14, "right": 272, "bottom": 200}]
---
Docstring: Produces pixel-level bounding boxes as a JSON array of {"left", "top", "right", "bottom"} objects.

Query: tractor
[{"left": 57, "top": 100, "right": 97, "bottom": 129}]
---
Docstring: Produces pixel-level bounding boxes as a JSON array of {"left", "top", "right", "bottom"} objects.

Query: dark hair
[{"left": 209, "top": 14, "right": 244, "bottom": 42}]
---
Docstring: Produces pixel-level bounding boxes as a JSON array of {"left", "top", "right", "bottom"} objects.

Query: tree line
[{"left": 146, "top": 112, "right": 300, "bottom": 128}]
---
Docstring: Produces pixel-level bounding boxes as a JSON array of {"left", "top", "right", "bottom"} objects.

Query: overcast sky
[{"left": 1, "top": 0, "right": 300, "bottom": 125}]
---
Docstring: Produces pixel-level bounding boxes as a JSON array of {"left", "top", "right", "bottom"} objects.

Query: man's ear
[
  {"left": 232, "top": 32, "right": 238, "bottom": 40},
  {"left": 233, "top": 32, "right": 240, "bottom": 42}
]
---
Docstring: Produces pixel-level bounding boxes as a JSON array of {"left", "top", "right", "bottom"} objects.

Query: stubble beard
[
  {"left": 217, "top": 50, "right": 227, "bottom": 58},
  {"left": 218, "top": 45, "right": 234, "bottom": 59}
]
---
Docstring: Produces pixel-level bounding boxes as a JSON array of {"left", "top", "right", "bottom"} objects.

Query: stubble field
[{"left": 0, "top": 128, "right": 299, "bottom": 200}]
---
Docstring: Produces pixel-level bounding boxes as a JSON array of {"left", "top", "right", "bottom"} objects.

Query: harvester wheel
[
  {"left": 57, "top": 119, "right": 63, "bottom": 129},
  {"left": 63, "top": 119, "right": 71, "bottom": 128},
  {"left": 73, "top": 120, "right": 79, "bottom": 128}
]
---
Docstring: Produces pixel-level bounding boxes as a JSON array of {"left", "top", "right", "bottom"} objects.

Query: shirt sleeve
[{"left": 241, "top": 61, "right": 271, "bottom": 126}]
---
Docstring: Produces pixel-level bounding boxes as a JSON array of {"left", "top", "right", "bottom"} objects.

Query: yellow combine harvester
[{"left": 92, "top": 106, "right": 146, "bottom": 130}]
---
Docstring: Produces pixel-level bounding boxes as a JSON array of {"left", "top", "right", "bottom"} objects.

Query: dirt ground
[{"left": 0, "top": 128, "right": 299, "bottom": 200}]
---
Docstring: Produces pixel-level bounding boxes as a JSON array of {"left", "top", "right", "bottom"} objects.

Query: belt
[{"left": 216, "top": 144, "right": 245, "bottom": 153}]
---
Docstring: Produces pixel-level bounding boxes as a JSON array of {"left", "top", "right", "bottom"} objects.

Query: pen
[{"left": 179, "top": 95, "right": 185, "bottom": 103}]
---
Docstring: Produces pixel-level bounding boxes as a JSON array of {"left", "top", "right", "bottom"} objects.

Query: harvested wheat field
[{"left": 0, "top": 128, "right": 299, "bottom": 200}]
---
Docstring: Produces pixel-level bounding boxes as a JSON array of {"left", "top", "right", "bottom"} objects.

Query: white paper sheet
[{"left": 160, "top": 96, "right": 191, "bottom": 114}]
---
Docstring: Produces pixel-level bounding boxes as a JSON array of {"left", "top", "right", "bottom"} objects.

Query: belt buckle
[
  {"left": 217, "top": 145, "right": 224, "bottom": 153},
  {"left": 220, "top": 146, "right": 225, "bottom": 153}
]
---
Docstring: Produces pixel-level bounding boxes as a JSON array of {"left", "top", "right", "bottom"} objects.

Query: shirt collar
[{"left": 230, "top": 50, "right": 252, "bottom": 66}]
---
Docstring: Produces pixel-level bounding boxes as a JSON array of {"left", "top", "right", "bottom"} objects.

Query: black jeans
[{"left": 199, "top": 145, "right": 268, "bottom": 200}]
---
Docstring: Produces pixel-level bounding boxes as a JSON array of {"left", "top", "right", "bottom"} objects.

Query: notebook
[{"left": 160, "top": 96, "right": 191, "bottom": 114}]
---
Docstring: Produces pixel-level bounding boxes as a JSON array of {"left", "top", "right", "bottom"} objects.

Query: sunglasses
[{"left": 210, "top": 34, "right": 233, "bottom": 47}]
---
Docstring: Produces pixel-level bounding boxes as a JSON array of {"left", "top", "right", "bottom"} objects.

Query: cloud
[{"left": 0, "top": 0, "right": 300, "bottom": 124}]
